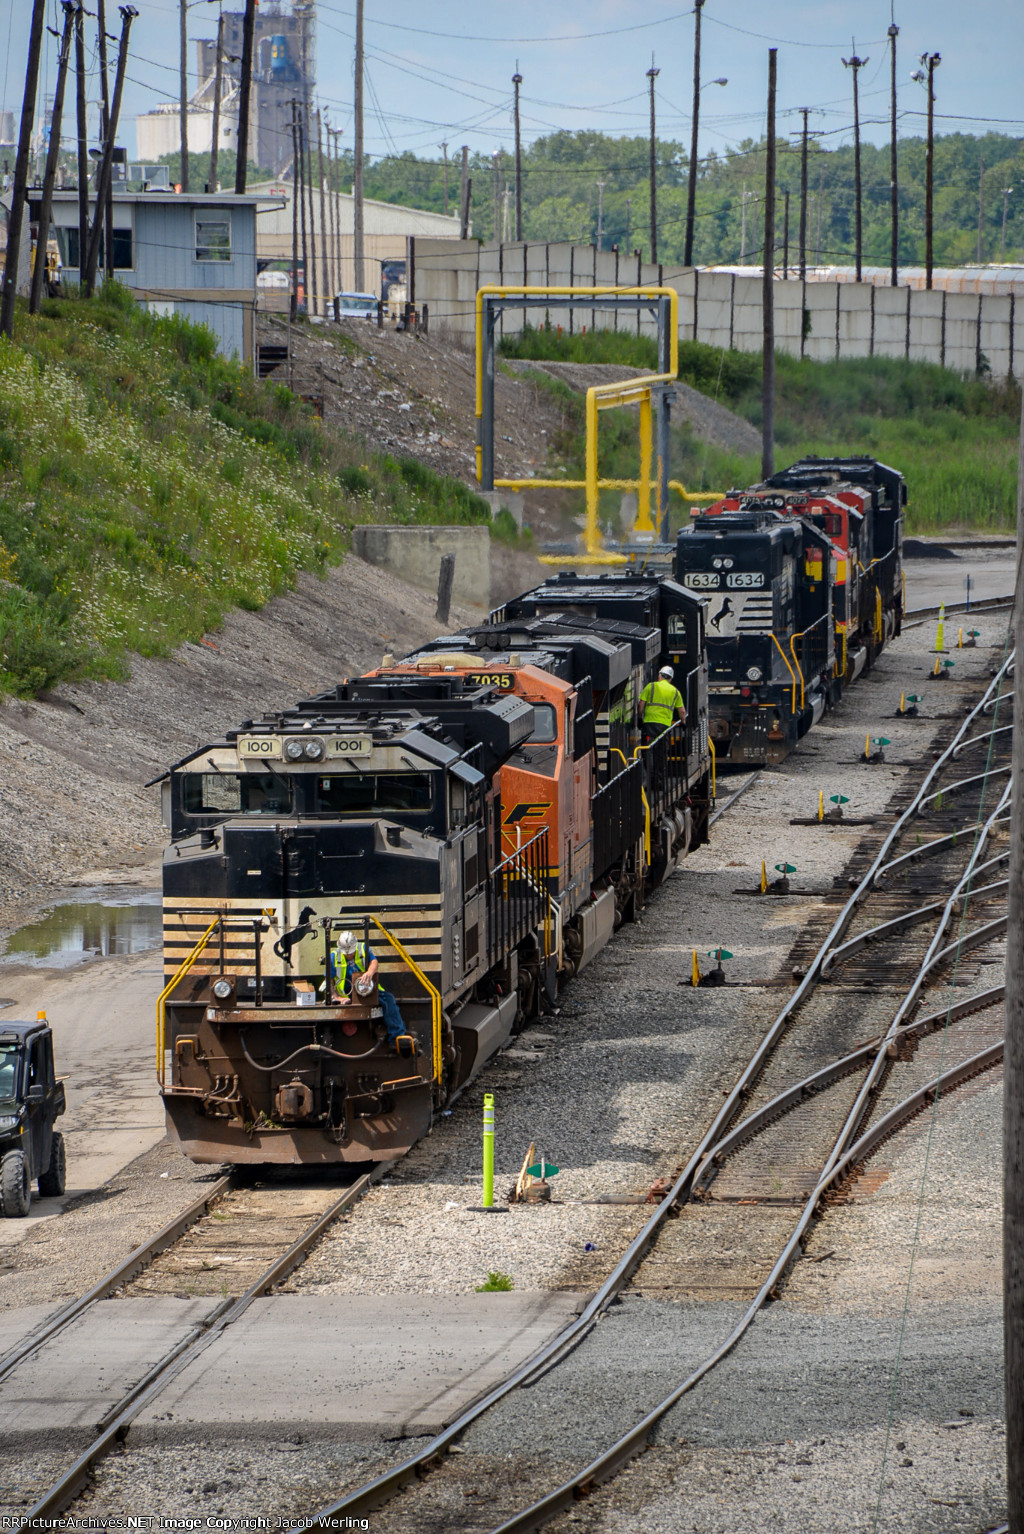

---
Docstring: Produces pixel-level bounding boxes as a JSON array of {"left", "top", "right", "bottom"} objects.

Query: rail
[
  {"left": 156, "top": 916, "right": 221, "bottom": 1086},
  {"left": 292, "top": 653, "right": 1014, "bottom": 1534},
  {"left": 370, "top": 918, "right": 443, "bottom": 1085}
]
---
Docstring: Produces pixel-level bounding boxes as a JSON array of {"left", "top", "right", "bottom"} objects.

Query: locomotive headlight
[
  {"left": 212, "top": 977, "right": 233, "bottom": 1001},
  {"left": 723, "top": 557, "right": 734, "bottom": 569},
  {"left": 712, "top": 557, "right": 723, "bottom": 569},
  {"left": 303, "top": 739, "right": 324, "bottom": 761},
  {"left": 284, "top": 738, "right": 305, "bottom": 761},
  {"left": 354, "top": 973, "right": 374, "bottom": 998},
  {"left": 746, "top": 665, "right": 763, "bottom": 682}
]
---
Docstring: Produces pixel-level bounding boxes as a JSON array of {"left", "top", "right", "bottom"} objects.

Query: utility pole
[
  {"left": 626, "top": 197, "right": 632, "bottom": 252},
  {"left": 352, "top": 0, "right": 365, "bottom": 290},
  {"left": 302, "top": 103, "right": 317, "bottom": 316},
  {"left": 289, "top": 100, "right": 299, "bottom": 320},
  {"left": 762, "top": 50, "right": 776, "bottom": 481},
  {"left": 234, "top": 0, "right": 256, "bottom": 193},
  {"left": 843, "top": 46, "right": 867, "bottom": 281},
  {"left": 439, "top": 140, "right": 449, "bottom": 217},
  {"left": 978, "top": 155, "right": 986, "bottom": 264},
  {"left": 740, "top": 181, "right": 748, "bottom": 264},
  {"left": 512, "top": 69, "right": 523, "bottom": 242},
  {"left": 0, "top": 0, "right": 46, "bottom": 337},
  {"left": 325, "top": 117, "right": 336, "bottom": 300},
  {"left": 596, "top": 179, "right": 605, "bottom": 251},
  {"left": 684, "top": 0, "right": 704, "bottom": 267},
  {"left": 817, "top": 163, "right": 825, "bottom": 265},
  {"left": 888, "top": 20, "right": 899, "bottom": 285},
  {"left": 179, "top": 0, "right": 189, "bottom": 192},
  {"left": 30, "top": 2, "right": 75, "bottom": 315},
  {"left": 1003, "top": 186, "right": 1014, "bottom": 265},
  {"left": 798, "top": 108, "right": 810, "bottom": 280},
  {"left": 919, "top": 53, "right": 940, "bottom": 288},
  {"left": 783, "top": 189, "right": 790, "bottom": 278},
  {"left": 317, "top": 110, "right": 328, "bottom": 312},
  {"left": 97, "top": 0, "right": 113, "bottom": 278},
  {"left": 74, "top": 1, "right": 88, "bottom": 286},
  {"left": 85, "top": 4, "right": 136, "bottom": 296},
  {"left": 647, "top": 59, "right": 660, "bottom": 264},
  {"left": 1005, "top": 379, "right": 1024, "bottom": 1534},
  {"left": 459, "top": 144, "right": 470, "bottom": 239},
  {"left": 209, "top": 9, "right": 226, "bottom": 192},
  {"left": 492, "top": 150, "right": 501, "bottom": 241},
  {"left": 297, "top": 110, "right": 308, "bottom": 314}
]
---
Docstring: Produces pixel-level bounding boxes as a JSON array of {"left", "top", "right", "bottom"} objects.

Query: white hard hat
[
  {"left": 659, "top": 665, "right": 674, "bottom": 679},
  {"left": 337, "top": 929, "right": 357, "bottom": 954}
]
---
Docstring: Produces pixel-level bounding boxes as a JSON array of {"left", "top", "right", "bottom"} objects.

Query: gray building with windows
[{"left": 35, "top": 190, "right": 281, "bottom": 361}]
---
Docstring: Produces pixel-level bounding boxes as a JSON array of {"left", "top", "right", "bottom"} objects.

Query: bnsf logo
[{"left": 504, "top": 802, "right": 551, "bottom": 824}]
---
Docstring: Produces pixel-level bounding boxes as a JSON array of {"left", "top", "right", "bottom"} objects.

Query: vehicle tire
[
  {"left": 38, "top": 1132, "right": 66, "bottom": 1198},
  {"left": 0, "top": 1149, "right": 31, "bottom": 1217}
]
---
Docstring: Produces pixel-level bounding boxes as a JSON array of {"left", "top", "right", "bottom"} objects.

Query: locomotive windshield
[
  {"left": 314, "top": 772, "right": 434, "bottom": 815},
  {"left": 0, "top": 1042, "right": 19, "bottom": 1099},
  {"left": 182, "top": 771, "right": 293, "bottom": 816},
  {"left": 527, "top": 704, "right": 557, "bottom": 743}
]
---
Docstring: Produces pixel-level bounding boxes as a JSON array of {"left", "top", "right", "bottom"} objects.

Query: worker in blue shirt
[{"left": 331, "top": 929, "right": 407, "bottom": 1046}]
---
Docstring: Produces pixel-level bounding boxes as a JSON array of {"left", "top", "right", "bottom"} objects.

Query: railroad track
[
  {"left": 3, "top": 1168, "right": 379, "bottom": 1525},
  {"left": 289, "top": 651, "right": 1014, "bottom": 1534}
]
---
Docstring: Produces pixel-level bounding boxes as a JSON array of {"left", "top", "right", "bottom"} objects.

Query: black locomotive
[
  {"left": 676, "top": 454, "right": 905, "bottom": 764},
  {"left": 158, "top": 572, "right": 712, "bottom": 1165}
]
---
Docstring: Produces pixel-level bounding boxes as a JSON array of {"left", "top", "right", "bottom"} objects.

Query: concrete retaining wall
[
  {"left": 352, "top": 524, "right": 490, "bottom": 608},
  {"left": 410, "top": 238, "right": 1022, "bottom": 378}
]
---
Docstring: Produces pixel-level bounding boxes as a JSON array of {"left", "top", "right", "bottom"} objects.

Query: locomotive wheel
[
  {"left": 38, "top": 1132, "right": 66, "bottom": 1197},
  {"left": 1, "top": 1149, "right": 31, "bottom": 1217}
]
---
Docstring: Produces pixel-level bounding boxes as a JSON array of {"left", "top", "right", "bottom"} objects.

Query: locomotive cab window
[
  {"left": 526, "top": 703, "right": 557, "bottom": 743},
  {"left": 182, "top": 772, "right": 292, "bottom": 816},
  {"left": 314, "top": 773, "right": 433, "bottom": 815}
]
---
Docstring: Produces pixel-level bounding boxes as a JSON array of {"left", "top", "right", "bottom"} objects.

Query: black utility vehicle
[{"left": 0, "top": 1019, "right": 66, "bottom": 1216}]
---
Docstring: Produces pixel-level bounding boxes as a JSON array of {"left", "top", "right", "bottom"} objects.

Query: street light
[{"left": 911, "top": 52, "right": 940, "bottom": 288}]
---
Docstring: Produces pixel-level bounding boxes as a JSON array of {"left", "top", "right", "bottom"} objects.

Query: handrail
[
  {"left": 156, "top": 917, "right": 221, "bottom": 1086},
  {"left": 709, "top": 738, "right": 716, "bottom": 801},
  {"left": 788, "top": 609, "right": 831, "bottom": 710},
  {"left": 770, "top": 633, "right": 799, "bottom": 714},
  {"left": 371, "top": 917, "right": 443, "bottom": 1085}
]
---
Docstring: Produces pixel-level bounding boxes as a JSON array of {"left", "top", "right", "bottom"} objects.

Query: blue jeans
[{"left": 379, "top": 990, "right": 406, "bottom": 1044}]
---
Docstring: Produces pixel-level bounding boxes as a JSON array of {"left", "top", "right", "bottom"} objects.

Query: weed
[
  {"left": 475, "top": 1270, "right": 514, "bottom": 1292},
  {"left": 0, "top": 290, "right": 500, "bottom": 697}
]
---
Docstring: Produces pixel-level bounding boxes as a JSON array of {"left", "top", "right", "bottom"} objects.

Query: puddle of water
[{"left": 1, "top": 889, "right": 162, "bottom": 969}]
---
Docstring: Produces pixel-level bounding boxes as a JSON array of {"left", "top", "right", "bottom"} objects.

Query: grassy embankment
[
  {"left": 0, "top": 286, "right": 494, "bottom": 698},
  {"left": 499, "top": 325, "right": 1021, "bottom": 536}
]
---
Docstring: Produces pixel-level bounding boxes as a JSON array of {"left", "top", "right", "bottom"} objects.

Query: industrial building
[
  {"left": 136, "top": 0, "right": 313, "bottom": 176},
  {"left": 251, "top": 178, "right": 463, "bottom": 311}
]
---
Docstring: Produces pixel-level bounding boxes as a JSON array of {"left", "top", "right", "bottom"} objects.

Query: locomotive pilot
[
  {"left": 638, "top": 665, "right": 686, "bottom": 746},
  {"left": 330, "top": 928, "right": 407, "bottom": 1046}
]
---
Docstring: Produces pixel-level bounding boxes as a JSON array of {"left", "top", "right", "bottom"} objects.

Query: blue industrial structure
[{"left": 36, "top": 190, "right": 281, "bottom": 361}]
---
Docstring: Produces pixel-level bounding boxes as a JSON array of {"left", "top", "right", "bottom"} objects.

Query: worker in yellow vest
[
  {"left": 638, "top": 665, "right": 686, "bottom": 745},
  {"left": 329, "top": 929, "right": 407, "bottom": 1045}
]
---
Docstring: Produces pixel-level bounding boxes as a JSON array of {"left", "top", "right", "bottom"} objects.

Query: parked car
[
  {"left": 334, "top": 291, "right": 378, "bottom": 320},
  {"left": 0, "top": 1017, "right": 66, "bottom": 1216}
]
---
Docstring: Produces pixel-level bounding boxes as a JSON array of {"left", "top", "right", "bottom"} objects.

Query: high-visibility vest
[
  {"left": 332, "top": 941, "right": 368, "bottom": 993},
  {"left": 640, "top": 678, "right": 684, "bottom": 726}
]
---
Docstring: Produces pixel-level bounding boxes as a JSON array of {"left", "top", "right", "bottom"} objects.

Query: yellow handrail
[
  {"left": 770, "top": 633, "right": 799, "bottom": 716},
  {"left": 371, "top": 917, "right": 443, "bottom": 1085},
  {"left": 156, "top": 916, "right": 221, "bottom": 1085},
  {"left": 708, "top": 738, "right": 716, "bottom": 801}
]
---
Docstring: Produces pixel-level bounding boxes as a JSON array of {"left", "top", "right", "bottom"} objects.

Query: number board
[
  {"left": 237, "top": 735, "right": 282, "bottom": 760},
  {"left": 725, "top": 572, "right": 764, "bottom": 589},
  {"left": 464, "top": 672, "right": 516, "bottom": 690},
  {"left": 326, "top": 735, "right": 372, "bottom": 757},
  {"left": 682, "top": 572, "right": 720, "bottom": 590}
]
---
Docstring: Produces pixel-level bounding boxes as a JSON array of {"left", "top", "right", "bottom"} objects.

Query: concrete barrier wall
[
  {"left": 352, "top": 525, "right": 491, "bottom": 608},
  {"left": 410, "top": 237, "right": 1021, "bottom": 378}
]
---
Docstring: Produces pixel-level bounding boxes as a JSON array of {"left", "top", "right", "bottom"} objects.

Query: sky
[{"left": 1, "top": 0, "right": 1021, "bottom": 165}]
